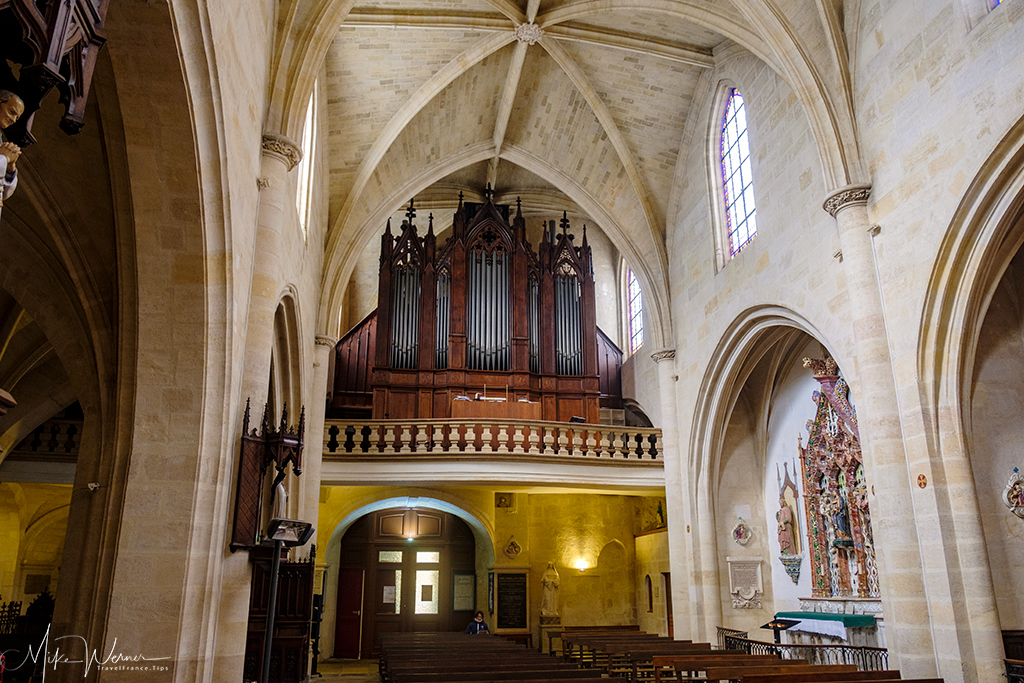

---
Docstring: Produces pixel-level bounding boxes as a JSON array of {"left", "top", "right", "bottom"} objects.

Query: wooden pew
[
  {"left": 434, "top": 679, "right": 625, "bottom": 683},
  {"left": 739, "top": 672, "right": 902, "bottom": 683},
  {"left": 702, "top": 663, "right": 854, "bottom": 682},
  {"left": 650, "top": 654, "right": 779, "bottom": 682},
  {"left": 379, "top": 633, "right": 598, "bottom": 683},
  {"left": 393, "top": 669, "right": 611, "bottom": 683},
  {"left": 547, "top": 625, "right": 640, "bottom": 656},
  {"left": 598, "top": 641, "right": 714, "bottom": 681}
]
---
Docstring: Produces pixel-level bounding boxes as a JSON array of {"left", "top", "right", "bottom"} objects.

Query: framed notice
[
  {"left": 495, "top": 572, "right": 528, "bottom": 630},
  {"left": 488, "top": 572, "right": 494, "bottom": 614},
  {"left": 453, "top": 572, "right": 476, "bottom": 611}
]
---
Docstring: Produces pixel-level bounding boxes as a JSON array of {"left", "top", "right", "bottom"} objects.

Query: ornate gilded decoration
[
  {"left": 514, "top": 23, "right": 544, "bottom": 45},
  {"left": 800, "top": 354, "right": 878, "bottom": 599},
  {"left": 803, "top": 355, "right": 838, "bottom": 377},
  {"left": 1004, "top": 468, "right": 1024, "bottom": 519},
  {"left": 262, "top": 132, "right": 303, "bottom": 171},
  {"left": 822, "top": 183, "right": 871, "bottom": 218}
]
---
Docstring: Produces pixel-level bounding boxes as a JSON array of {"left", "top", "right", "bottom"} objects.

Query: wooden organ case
[{"left": 332, "top": 193, "right": 623, "bottom": 424}]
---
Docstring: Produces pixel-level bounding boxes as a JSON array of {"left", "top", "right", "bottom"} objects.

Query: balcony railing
[
  {"left": 716, "top": 628, "right": 889, "bottom": 671},
  {"left": 323, "top": 419, "right": 663, "bottom": 464},
  {"left": 1008, "top": 658, "right": 1024, "bottom": 683}
]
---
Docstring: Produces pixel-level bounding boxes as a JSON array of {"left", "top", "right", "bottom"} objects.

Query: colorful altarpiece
[{"left": 798, "top": 355, "right": 880, "bottom": 599}]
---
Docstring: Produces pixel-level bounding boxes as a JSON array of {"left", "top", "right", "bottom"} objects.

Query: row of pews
[
  {"left": 553, "top": 627, "right": 947, "bottom": 683},
  {"left": 378, "top": 628, "right": 947, "bottom": 683},
  {"left": 378, "top": 632, "right": 626, "bottom": 683}
]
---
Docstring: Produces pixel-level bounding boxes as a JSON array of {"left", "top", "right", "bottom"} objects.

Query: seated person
[{"left": 465, "top": 610, "right": 489, "bottom": 634}]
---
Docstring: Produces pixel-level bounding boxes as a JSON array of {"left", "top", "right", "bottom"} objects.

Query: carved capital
[
  {"left": 514, "top": 22, "right": 544, "bottom": 45},
  {"left": 261, "top": 132, "right": 303, "bottom": 171},
  {"left": 315, "top": 335, "right": 338, "bottom": 348},
  {"left": 822, "top": 183, "right": 871, "bottom": 218},
  {"left": 651, "top": 349, "right": 676, "bottom": 363}
]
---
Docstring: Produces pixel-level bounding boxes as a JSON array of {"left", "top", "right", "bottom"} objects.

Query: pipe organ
[{"left": 352, "top": 192, "right": 615, "bottom": 423}]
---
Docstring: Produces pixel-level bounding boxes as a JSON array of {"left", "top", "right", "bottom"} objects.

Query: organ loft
[{"left": 330, "top": 189, "right": 624, "bottom": 425}]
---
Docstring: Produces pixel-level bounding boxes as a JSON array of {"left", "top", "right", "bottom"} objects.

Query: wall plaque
[
  {"left": 453, "top": 572, "right": 476, "bottom": 611},
  {"left": 495, "top": 572, "right": 528, "bottom": 630},
  {"left": 727, "top": 556, "right": 763, "bottom": 609}
]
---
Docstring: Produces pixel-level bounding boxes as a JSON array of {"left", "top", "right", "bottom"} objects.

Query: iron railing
[
  {"left": 1007, "top": 658, "right": 1024, "bottom": 683},
  {"left": 716, "top": 626, "right": 747, "bottom": 649},
  {"left": 722, "top": 632, "right": 888, "bottom": 671}
]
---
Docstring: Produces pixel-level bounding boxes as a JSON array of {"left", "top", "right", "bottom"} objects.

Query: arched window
[
  {"left": 720, "top": 88, "right": 757, "bottom": 258},
  {"left": 295, "top": 83, "right": 318, "bottom": 237},
  {"left": 627, "top": 269, "right": 643, "bottom": 354},
  {"left": 645, "top": 574, "right": 654, "bottom": 613}
]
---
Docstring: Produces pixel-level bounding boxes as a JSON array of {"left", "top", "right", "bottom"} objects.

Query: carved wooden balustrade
[{"left": 323, "top": 418, "right": 662, "bottom": 464}]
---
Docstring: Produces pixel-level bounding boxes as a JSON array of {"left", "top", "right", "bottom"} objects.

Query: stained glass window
[
  {"left": 720, "top": 88, "right": 757, "bottom": 257},
  {"left": 627, "top": 269, "right": 643, "bottom": 354}
]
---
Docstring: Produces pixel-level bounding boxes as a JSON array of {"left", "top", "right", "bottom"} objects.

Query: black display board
[{"left": 495, "top": 572, "right": 528, "bottom": 630}]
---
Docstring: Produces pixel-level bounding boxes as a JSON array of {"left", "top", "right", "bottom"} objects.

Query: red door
[{"left": 335, "top": 568, "right": 365, "bottom": 658}]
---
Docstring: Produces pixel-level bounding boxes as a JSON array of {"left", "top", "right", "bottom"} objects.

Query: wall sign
[
  {"left": 495, "top": 572, "right": 528, "bottom": 630},
  {"left": 453, "top": 572, "right": 476, "bottom": 611}
]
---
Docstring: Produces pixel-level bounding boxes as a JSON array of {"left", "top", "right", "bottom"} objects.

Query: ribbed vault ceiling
[{"left": 325, "top": 0, "right": 738, "bottom": 320}]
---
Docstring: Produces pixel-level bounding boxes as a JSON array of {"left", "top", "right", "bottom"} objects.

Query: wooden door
[
  {"left": 337, "top": 508, "right": 476, "bottom": 658},
  {"left": 335, "top": 567, "right": 365, "bottom": 658},
  {"left": 662, "top": 572, "right": 673, "bottom": 638}
]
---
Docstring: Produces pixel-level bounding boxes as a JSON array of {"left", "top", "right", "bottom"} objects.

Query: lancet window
[{"left": 720, "top": 88, "right": 757, "bottom": 257}]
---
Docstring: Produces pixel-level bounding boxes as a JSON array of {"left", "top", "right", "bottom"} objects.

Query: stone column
[
  {"left": 823, "top": 184, "right": 935, "bottom": 675},
  {"left": 240, "top": 133, "right": 301, "bottom": 404},
  {"left": 653, "top": 349, "right": 697, "bottom": 640},
  {"left": 298, "top": 334, "right": 336, "bottom": 554},
  {"left": 210, "top": 132, "right": 302, "bottom": 682}
]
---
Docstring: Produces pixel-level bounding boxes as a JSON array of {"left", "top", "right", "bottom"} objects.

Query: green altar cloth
[{"left": 774, "top": 611, "right": 875, "bottom": 628}]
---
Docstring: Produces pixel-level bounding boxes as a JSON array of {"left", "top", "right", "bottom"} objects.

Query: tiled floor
[{"left": 316, "top": 659, "right": 382, "bottom": 682}]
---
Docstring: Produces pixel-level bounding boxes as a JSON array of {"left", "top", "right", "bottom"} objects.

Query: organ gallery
[{"left": 330, "top": 191, "right": 623, "bottom": 424}]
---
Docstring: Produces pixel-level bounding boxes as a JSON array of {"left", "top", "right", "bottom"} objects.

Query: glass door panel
[
  {"left": 377, "top": 569, "right": 402, "bottom": 614},
  {"left": 414, "top": 570, "right": 440, "bottom": 614}
]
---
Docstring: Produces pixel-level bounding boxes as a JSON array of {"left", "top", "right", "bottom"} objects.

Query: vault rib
[
  {"left": 328, "top": 31, "right": 515, "bottom": 256},
  {"left": 539, "top": 38, "right": 668, "bottom": 266},
  {"left": 487, "top": 41, "right": 530, "bottom": 190}
]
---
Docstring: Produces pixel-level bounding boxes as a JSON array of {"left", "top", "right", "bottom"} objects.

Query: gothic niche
[
  {"left": 776, "top": 460, "right": 803, "bottom": 584},
  {"left": 799, "top": 354, "right": 879, "bottom": 599}
]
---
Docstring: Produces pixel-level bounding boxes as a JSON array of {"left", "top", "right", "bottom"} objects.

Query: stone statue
[
  {"left": 271, "top": 480, "right": 289, "bottom": 520},
  {"left": 776, "top": 498, "right": 795, "bottom": 556},
  {"left": 540, "top": 561, "right": 560, "bottom": 622},
  {"left": 0, "top": 90, "right": 26, "bottom": 214}
]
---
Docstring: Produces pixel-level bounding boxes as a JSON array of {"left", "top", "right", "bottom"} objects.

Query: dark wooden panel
[
  {"left": 244, "top": 553, "right": 314, "bottom": 683},
  {"left": 596, "top": 327, "right": 623, "bottom": 409}
]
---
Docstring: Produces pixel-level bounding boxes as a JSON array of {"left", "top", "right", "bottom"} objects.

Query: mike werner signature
[{"left": 1, "top": 625, "right": 171, "bottom": 678}]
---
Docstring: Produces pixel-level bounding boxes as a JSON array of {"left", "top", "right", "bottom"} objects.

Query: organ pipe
[
  {"left": 371, "top": 194, "right": 606, "bottom": 422},
  {"left": 436, "top": 271, "right": 450, "bottom": 368}
]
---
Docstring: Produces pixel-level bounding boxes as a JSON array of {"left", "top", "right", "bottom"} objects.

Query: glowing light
[{"left": 574, "top": 559, "right": 590, "bottom": 572}]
